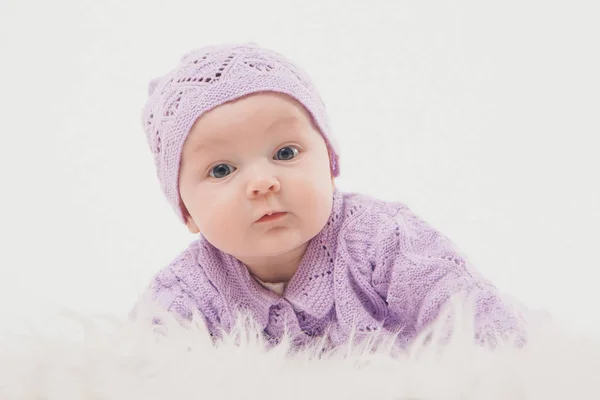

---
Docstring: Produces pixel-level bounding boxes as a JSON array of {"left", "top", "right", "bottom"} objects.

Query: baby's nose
[{"left": 247, "top": 175, "right": 281, "bottom": 198}]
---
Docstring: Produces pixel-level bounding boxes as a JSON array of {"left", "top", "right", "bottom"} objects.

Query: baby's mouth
[{"left": 257, "top": 212, "right": 287, "bottom": 223}]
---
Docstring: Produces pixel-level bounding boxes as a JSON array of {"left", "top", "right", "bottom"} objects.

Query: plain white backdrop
[{"left": 0, "top": 0, "right": 598, "bottom": 335}]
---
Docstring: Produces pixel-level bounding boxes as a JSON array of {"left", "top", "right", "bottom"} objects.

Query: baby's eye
[
  {"left": 274, "top": 146, "right": 300, "bottom": 161},
  {"left": 209, "top": 163, "right": 236, "bottom": 179}
]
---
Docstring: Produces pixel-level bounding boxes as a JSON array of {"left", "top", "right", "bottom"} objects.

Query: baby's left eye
[{"left": 274, "top": 146, "right": 300, "bottom": 161}]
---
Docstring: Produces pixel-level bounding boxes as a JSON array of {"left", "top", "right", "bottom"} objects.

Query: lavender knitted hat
[{"left": 141, "top": 43, "right": 340, "bottom": 223}]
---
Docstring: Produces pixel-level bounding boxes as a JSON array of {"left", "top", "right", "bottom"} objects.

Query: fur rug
[{"left": 1, "top": 303, "right": 598, "bottom": 400}]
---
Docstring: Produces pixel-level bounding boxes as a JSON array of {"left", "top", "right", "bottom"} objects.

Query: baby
[{"left": 134, "top": 43, "right": 524, "bottom": 348}]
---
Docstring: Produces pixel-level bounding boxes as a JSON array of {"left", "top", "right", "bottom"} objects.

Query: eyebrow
[
  {"left": 265, "top": 116, "right": 300, "bottom": 132},
  {"left": 190, "top": 137, "right": 230, "bottom": 155}
]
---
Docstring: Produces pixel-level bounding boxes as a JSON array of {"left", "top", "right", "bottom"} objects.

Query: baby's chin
[
  {"left": 235, "top": 232, "right": 314, "bottom": 259},
  {"left": 250, "top": 236, "right": 308, "bottom": 257}
]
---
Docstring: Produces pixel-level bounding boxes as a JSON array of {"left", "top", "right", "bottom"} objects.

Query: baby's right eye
[{"left": 209, "top": 164, "right": 236, "bottom": 179}]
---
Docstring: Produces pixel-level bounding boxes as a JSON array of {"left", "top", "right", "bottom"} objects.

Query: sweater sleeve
[
  {"left": 129, "top": 246, "right": 224, "bottom": 337},
  {"left": 372, "top": 205, "right": 526, "bottom": 345},
  {"left": 130, "top": 264, "right": 200, "bottom": 323}
]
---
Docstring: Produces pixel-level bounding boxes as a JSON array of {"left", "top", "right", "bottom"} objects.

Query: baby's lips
[{"left": 256, "top": 212, "right": 287, "bottom": 223}]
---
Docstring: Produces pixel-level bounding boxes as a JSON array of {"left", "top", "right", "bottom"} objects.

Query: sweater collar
[{"left": 284, "top": 189, "right": 344, "bottom": 318}]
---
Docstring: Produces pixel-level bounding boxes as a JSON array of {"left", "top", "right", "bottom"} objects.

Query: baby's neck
[{"left": 239, "top": 242, "right": 308, "bottom": 283}]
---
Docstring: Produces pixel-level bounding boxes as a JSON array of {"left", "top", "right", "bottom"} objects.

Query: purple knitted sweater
[{"left": 136, "top": 190, "right": 523, "bottom": 347}]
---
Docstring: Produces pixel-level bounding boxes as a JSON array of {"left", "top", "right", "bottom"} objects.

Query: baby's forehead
[
  {"left": 182, "top": 92, "right": 318, "bottom": 155},
  {"left": 183, "top": 116, "right": 312, "bottom": 162},
  {"left": 193, "top": 113, "right": 304, "bottom": 140},
  {"left": 200, "top": 93, "right": 308, "bottom": 127}
]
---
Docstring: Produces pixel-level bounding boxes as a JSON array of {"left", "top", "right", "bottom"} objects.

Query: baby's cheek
[
  {"left": 197, "top": 213, "right": 234, "bottom": 254},
  {"left": 203, "top": 208, "right": 232, "bottom": 236}
]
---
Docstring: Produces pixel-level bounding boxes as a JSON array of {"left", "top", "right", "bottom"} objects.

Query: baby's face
[{"left": 178, "top": 92, "right": 334, "bottom": 263}]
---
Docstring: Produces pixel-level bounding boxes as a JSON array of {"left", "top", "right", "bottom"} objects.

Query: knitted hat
[{"left": 141, "top": 43, "right": 340, "bottom": 223}]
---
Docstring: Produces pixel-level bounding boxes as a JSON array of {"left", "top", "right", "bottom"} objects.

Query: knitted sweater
[{"left": 134, "top": 190, "right": 524, "bottom": 347}]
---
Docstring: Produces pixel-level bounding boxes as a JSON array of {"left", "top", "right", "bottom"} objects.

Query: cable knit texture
[
  {"left": 134, "top": 190, "right": 524, "bottom": 348},
  {"left": 141, "top": 43, "right": 340, "bottom": 222}
]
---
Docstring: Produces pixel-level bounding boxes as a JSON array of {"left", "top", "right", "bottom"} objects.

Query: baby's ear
[
  {"left": 180, "top": 201, "right": 200, "bottom": 234},
  {"left": 186, "top": 218, "right": 200, "bottom": 234},
  {"left": 184, "top": 213, "right": 200, "bottom": 234}
]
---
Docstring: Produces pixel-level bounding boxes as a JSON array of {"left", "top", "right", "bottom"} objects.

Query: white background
[{"left": 0, "top": 0, "right": 598, "bottom": 334}]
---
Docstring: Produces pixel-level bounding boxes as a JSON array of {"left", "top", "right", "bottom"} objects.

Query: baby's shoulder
[
  {"left": 152, "top": 240, "right": 204, "bottom": 289},
  {"left": 337, "top": 191, "right": 453, "bottom": 268},
  {"left": 138, "top": 239, "right": 222, "bottom": 319},
  {"left": 340, "top": 191, "right": 408, "bottom": 219},
  {"left": 334, "top": 192, "right": 409, "bottom": 267},
  {"left": 341, "top": 191, "right": 444, "bottom": 240},
  {"left": 158, "top": 240, "right": 225, "bottom": 301},
  {"left": 338, "top": 191, "right": 410, "bottom": 240}
]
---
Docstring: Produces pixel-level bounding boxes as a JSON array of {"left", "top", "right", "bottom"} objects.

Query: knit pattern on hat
[{"left": 141, "top": 43, "right": 340, "bottom": 222}]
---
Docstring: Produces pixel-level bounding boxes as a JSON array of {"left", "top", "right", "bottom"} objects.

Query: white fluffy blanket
[{"left": 1, "top": 303, "right": 599, "bottom": 400}]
